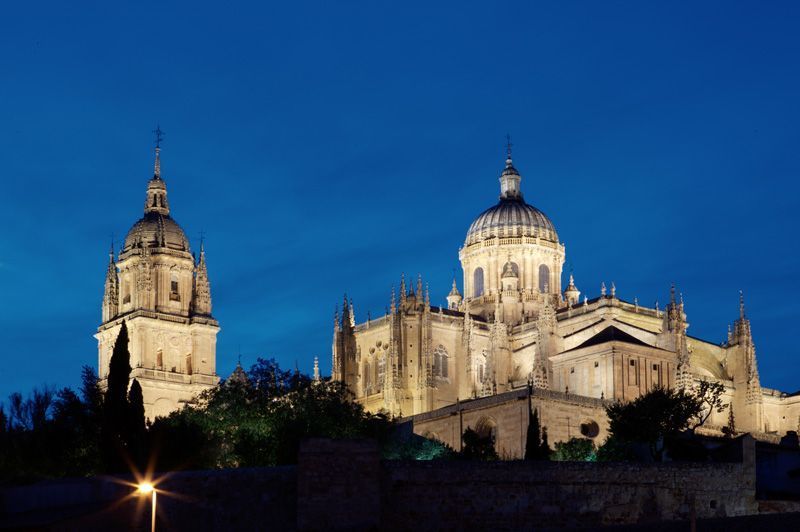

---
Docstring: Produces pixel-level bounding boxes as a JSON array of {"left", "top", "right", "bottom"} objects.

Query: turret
[
  {"left": 563, "top": 273, "right": 580, "bottom": 306},
  {"left": 500, "top": 256, "right": 519, "bottom": 291},
  {"left": 102, "top": 243, "right": 119, "bottom": 322},
  {"left": 446, "top": 277, "right": 462, "bottom": 310},
  {"left": 192, "top": 240, "right": 212, "bottom": 315}
]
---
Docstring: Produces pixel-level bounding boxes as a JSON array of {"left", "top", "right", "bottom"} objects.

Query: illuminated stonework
[
  {"left": 334, "top": 148, "right": 800, "bottom": 447},
  {"left": 96, "top": 147, "right": 219, "bottom": 420}
]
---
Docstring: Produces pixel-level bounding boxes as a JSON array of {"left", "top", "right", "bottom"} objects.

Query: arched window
[
  {"left": 433, "top": 345, "right": 449, "bottom": 378},
  {"left": 538, "top": 264, "right": 550, "bottom": 293},
  {"left": 185, "top": 353, "right": 193, "bottom": 375},
  {"left": 156, "top": 349, "right": 163, "bottom": 370},
  {"left": 473, "top": 267, "right": 485, "bottom": 297},
  {"left": 364, "top": 361, "right": 371, "bottom": 392}
]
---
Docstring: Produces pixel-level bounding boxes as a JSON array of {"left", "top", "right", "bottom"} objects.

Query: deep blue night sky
[{"left": 1, "top": 2, "right": 799, "bottom": 400}]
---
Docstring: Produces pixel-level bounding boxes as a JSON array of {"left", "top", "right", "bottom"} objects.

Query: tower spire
[
  {"left": 739, "top": 289, "right": 746, "bottom": 319},
  {"left": 152, "top": 125, "right": 164, "bottom": 179},
  {"left": 499, "top": 135, "right": 522, "bottom": 200},
  {"left": 144, "top": 127, "right": 170, "bottom": 215}
]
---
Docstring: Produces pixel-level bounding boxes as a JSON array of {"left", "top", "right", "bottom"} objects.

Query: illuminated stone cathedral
[
  {"left": 333, "top": 145, "right": 800, "bottom": 456},
  {"left": 96, "top": 142, "right": 219, "bottom": 420}
]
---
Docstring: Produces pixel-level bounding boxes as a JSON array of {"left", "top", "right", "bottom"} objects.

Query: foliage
[
  {"left": 102, "top": 322, "right": 130, "bottom": 471},
  {"left": 723, "top": 406, "right": 736, "bottom": 438},
  {"left": 461, "top": 427, "right": 498, "bottom": 460},
  {"left": 552, "top": 437, "right": 596, "bottom": 461},
  {"left": 692, "top": 379, "right": 728, "bottom": 429},
  {"left": 150, "top": 358, "right": 395, "bottom": 470},
  {"left": 606, "top": 386, "right": 702, "bottom": 461},
  {"left": 383, "top": 434, "right": 456, "bottom": 460},
  {"left": 524, "top": 407, "right": 551, "bottom": 460},
  {"left": 0, "top": 367, "right": 103, "bottom": 482},
  {"left": 595, "top": 436, "right": 636, "bottom": 462}
]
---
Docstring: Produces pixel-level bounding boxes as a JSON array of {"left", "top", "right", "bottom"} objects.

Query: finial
[
  {"left": 199, "top": 229, "right": 206, "bottom": 253},
  {"left": 313, "top": 356, "right": 320, "bottom": 382},
  {"left": 152, "top": 125, "right": 164, "bottom": 179},
  {"left": 583, "top": 295, "right": 588, "bottom": 306},
  {"left": 611, "top": 282, "right": 616, "bottom": 297},
  {"left": 670, "top": 283, "right": 677, "bottom": 305},
  {"left": 739, "top": 290, "right": 745, "bottom": 319},
  {"left": 601, "top": 282, "right": 607, "bottom": 296},
  {"left": 505, "top": 133, "right": 513, "bottom": 164}
]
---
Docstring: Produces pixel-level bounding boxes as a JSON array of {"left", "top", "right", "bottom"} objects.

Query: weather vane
[
  {"left": 153, "top": 125, "right": 165, "bottom": 149},
  {"left": 505, "top": 133, "right": 512, "bottom": 160}
]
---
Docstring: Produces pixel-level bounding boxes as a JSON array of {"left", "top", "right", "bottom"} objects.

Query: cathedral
[
  {"left": 96, "top": 143, "right": 219, "bottom": 420},
  {"left": 333, "top": 145, "right": 800, "bottom": 456}
]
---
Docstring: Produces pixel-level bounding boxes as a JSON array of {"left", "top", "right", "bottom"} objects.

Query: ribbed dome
[
  {"left": 466, "top": 198, "right": 558, "bottom": 245},
  {"left": 122, "top": 211, "right": 190, "bottom": 254},
  {"left": 465, "top": 151, "right": 558, "bottom": 246}
]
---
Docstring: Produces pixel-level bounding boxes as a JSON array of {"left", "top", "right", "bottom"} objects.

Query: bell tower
[{"left": 95, "top": 134, "right": 220, "bottom": 420}]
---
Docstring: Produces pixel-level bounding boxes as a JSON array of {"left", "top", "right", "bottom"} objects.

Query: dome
[
  {"left": 122, "top": 211, "right": 190, "bottom": 254},
  {"left": 465, "top": 154, "right": 558, "bottom": 246},
  {"left": 121, "top": 159, "right": 191, "bottom": 255},
  {"left": 466, "top": 198, "right": 558, "bottom": 246}
]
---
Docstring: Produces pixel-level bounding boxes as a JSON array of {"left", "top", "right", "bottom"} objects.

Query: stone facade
[
  {"left": 96, "top": 145, "right": 219, "bottom": 420},
  {"left": 333, "top": 147, "right": 800, "bottom": 449}
]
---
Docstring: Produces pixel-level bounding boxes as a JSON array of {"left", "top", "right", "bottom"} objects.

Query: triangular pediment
[{"left": 571, "top": 325, "right": 651, "bottom": 351}]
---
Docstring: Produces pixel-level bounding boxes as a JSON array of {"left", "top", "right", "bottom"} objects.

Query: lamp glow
[{"left": 137, "top": 482, "right": 155, "bottom": 494}]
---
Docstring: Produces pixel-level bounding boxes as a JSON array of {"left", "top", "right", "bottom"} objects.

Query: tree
[
  {"left": 606, "top": 386, "right": 702, "bottom": 461},
  {"left": 540, "top": 427, "right": 551, "bottom": 458},
  {"left": 692, "top": 379, "right": 728, "bottom": 429},
  {"left": 722, "top": 406, "right": 736, "bottom": 438},
  {"left": 552, "top": 437, "right": 596, "bottom": 461},
  {"left": 461, "top": 427, "right": 498, "bottom": 460},
  {"left": 102, "top": 321, "right": 132, "bottom": 471},
  {"left": 150, "top": 362, "right": 394, "bottom": 469},
  {"left": 525, "top": 407, "right": 550, "bottom": 460},
  {"left": 127, "top": 379, "right": 146, "bottom": 468}
]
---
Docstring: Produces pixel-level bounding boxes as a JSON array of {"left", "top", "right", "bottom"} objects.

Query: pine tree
[
  {"left": 102, "top": 321, "right": 132, "bottom": 471},
  {"left": 525, "top": 407, "right": 543, "bottom": 460},
  {"left": 127, "top": 379, "right": 146, "bottom": 469},
  {"left": 540, "top": 427, "right": 552, "bottom": 458},
  {"left": 724, "top": 406, "right": 736, "bottom": 438}
]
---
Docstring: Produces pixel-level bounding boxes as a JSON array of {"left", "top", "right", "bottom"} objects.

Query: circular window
[{"left": 580, "top": 420, "right": 600, "bottom": 438}]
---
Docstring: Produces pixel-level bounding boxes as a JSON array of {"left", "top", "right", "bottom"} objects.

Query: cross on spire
[
  {"left": 505, "top": 133, "right": 513, "bottom": 161},
  {"left": 153, "top": 125, "right": 165, "bottom": 149}
]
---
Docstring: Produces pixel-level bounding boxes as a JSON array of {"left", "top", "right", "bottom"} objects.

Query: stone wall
[
  {"left": 405, "top": 387, "right": 609, "bottom": 457},
  {"left": 0, "top": 466, "right": 296, "bottom": 531},
  {"left": 0, "top": 437, "right": 765, "bottom": 531}
]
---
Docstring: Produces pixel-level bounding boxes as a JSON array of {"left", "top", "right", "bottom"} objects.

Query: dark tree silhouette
[
  {"left": 461, "top": 427, "right": 498, "bottom": 460},
  {"left": 606, "top": 386, "right": 702, "bottom": 461},
  {"left": 102, "top": 321, "right": 132, "bottom": 471},
  {"left": 524, "top": 407, "right": 552, "bottom": 460},
  {"left": 127, "top": 379, "right": 146, "bottom": 468}
]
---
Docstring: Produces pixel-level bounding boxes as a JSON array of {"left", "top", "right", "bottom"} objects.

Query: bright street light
[{"left": 136, "top": 482, "right": 157, "bottom": 532}]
